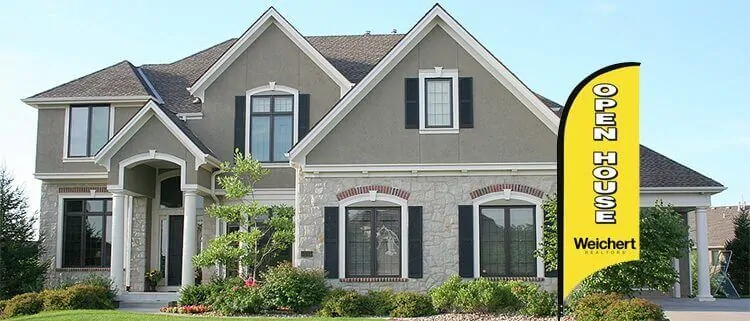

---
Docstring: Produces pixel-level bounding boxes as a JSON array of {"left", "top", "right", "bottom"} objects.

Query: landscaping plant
[
  {"left": 725, "top": 205, "right": 750, "bottom": 295},
  {"left": 260, "top": 263, "right": 327, "bottom": 313},
  {"left": 390, "top": 292, "right": 435, "bottom": 317},
  {"left": 318, "top": 289, "right": 364, "bottom": 317},
  {"left": 193, "top": 150, "right": 294, "bottom": 281}
]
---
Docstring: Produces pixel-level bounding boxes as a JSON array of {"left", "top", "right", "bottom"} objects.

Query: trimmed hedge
[
  {"left": 391, "top": 292, "right": 435, "bottom": 317},
  {"left": 2, "top": 292, "right": 43, "bottom": 318},
  {"left": 260, "top": 263, "right": 327, "bottom": 313},
  {"left": 573, "top": 293, "right": 666, "bottom": 321}
]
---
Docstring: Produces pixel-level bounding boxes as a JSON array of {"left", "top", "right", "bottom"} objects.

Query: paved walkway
[{"left": 652, "top": 298, "right": 750, "bottom": 321}]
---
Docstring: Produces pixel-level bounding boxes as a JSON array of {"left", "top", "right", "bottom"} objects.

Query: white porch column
[
  {"left": 672, "top": 258, "right": 681, "bottom": 298},
  {"left": 110, "top": 192, "right": 126, "bottom": 293},
  {"left": 181, "top": 191, "right": 198, "bottom": 288},
  {"left": 694, "top": 207, "right": 715, "bottom": 301}
]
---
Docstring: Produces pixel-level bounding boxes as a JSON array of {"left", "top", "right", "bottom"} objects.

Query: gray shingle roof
[
  {"left": 688, "top": 206, "right": 746, "bottom": 248},
  {"left": 26, "top": 32, "right": 724, "bottom": 189},
  {"left": 307, "top": 34, "right": 404, "bottom": 83},
  {"left": 28, "top": 61, "right": 151, "bottom": 98}
]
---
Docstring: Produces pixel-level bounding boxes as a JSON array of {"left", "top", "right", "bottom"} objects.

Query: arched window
[
  {"left": 160, "top": 176, "right": 182, "bottom": 208},
  {"left": 246, "top": 84, "right": 299, "bottom": 163}
]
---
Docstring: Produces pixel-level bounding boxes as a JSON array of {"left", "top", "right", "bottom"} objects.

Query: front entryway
[{"left": 167, "top": 216, "right": 184, "bottom": 286}]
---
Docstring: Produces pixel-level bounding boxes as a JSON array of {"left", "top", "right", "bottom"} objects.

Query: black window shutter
[
  {"left": 298, "top": 94, "right": 311, "bottom": 141},
  {"left": 405, "top": 78, "right": 419, "bottom": 129},
  {"left": 408, "top": 206, "right": 423, "bottom": 278},
  {"left": 459, "top": 77, "right": 474, "bottom": 128},
  {"left": 323, "top": 207, "right": 339, "bottom": 279},
  {"left": 234, "top": 96, "right": 246, "bottom": 156},
  {"left": 458, "top": 205, "right": 474, "bottom": 277}
]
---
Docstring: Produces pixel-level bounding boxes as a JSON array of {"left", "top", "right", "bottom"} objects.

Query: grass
[{"left": 9, "top": 310, "right": 385, "bottom": 321}]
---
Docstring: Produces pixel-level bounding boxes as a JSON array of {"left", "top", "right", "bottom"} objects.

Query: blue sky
[{"left": 1, "top": 0, "right": 747, "bottom": 214}]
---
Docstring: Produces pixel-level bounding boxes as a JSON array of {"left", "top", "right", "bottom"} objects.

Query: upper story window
[
  {"left": 250, "top": 95, "right": 293, "bottom": 162},
  {"left": 418, "top": 68, "right": 459, "bottom": 133},
  {"left": 68, "top": 105, "right": 110, "bottom": 157}
]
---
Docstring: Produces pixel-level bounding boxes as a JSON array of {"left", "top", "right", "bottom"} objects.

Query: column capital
[{"left": 182, "top": 189, "right": 199, "bottom": 197}]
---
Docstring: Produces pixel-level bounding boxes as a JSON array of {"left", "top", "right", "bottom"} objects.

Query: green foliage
[
  {"left": 572, "top": 292, "right": 623, "bottom": 321},
  {"left": 455, "top": 278, "right": 518, "bottom": 314},
  {"left": 534, "top": 195, "right": 558, "bottom": 271},
  {"left": 211, "top": 286, "right": 266, "bottom": 315},
  {"left": 194, "top": 150, "right": 294, "bottom": 279},
  {"left": 507, "top": 281, "right": 556, "bottom": 317},
  {"left": 390, "top": 292, "right": 435, "bottom": 317},
  {"left": 0, "top": 168, "right": 47, "bottom": 299},
  {"left": 39, "top": 284, "right": 114, "bottom": 311},
  {"left": 178, "top": 284, "right": 215, "bottom": 306},
  {"left": 362, "top": 289, "right": 395, "bottom": 316},
  {"left": 260, "top": 263, "right": 327, "bottom": 313},
  {"left": 429, "top": 275, "right": 463, "bottom": 313},
  {"left": 318, "top": 289, "right": 364, "bottom": 317},
  {"left": 606, "top": 298, "right": 667, "bottom": 321},
  {"left": 725, "top": 206, "right": 750, "bottom": 295},
  {"left": 1, "top": 292, "right": 43, "bottom": 318}
]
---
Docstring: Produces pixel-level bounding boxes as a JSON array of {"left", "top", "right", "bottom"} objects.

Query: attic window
[{"left": 418, "top": 68, "right": 459, "bottom": 134}]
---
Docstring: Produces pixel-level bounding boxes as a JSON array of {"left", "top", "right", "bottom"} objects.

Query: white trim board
[
  {"left": 22, "top": 96, "right": 152, "bottom": 107},
  {"left": 187, "top": 7, "right": 353, "bottom": 101},
  {"left": 93, "top": 100, "right": 221, "bottom": 171},
  {"left": 287, "top": 4, "right": 560, "bottom": 163},
  {"left": 303, "top": 162, "right": 557, "bottom": 177},
  {"left": 34, "top": 172, "right": 108, "bottom": 180}
]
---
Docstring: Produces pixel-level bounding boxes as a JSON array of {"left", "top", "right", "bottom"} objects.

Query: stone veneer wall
[
  {"left": 128, "top": 197, "right": 150, "bottom": 292},
  {"left": 295, "top": 174, "right": 556, "bottom": 292},
  {"left": 39, "top": 182, "right": 111, "bottom": 287}
]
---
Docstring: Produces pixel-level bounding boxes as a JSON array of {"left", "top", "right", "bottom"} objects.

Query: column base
[{"left": 696, "top": 295, "right": 716, "bottom": 302}]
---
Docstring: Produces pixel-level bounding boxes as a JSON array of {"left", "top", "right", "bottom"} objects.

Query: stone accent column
[
  {"left": 128, "top": 197, "right": 149, "bottom": 292},
  {"left": 694, "top": 207, "right": 715, "bottom": 301},
  {"left": 181, "top": 191, "right": 198, "bottom": 288},
  {"left": 110, "top": 192, "right": 126, "bottom": 293}
]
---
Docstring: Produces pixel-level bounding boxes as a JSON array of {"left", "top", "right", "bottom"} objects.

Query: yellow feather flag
[{"left": 557, "top": 63, "right": 641, "bottom": 313}]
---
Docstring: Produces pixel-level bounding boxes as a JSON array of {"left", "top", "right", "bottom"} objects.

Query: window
[
  {"left": 250, "top": 95, "right": 293, "bottom": 162},
  {"left": 345, "top": 207, "right": 401, "bottom": 277},
  {"left": 479, "top": 206, "right": 536, "bottom": 277},
  {"left": 160, "top": 176, "right": 182, "bottom": 209},
  {"left": 418, "top": 68, "right": 459, "bottom": 133},
  {"left": 68, "top": 105, "right": 110, "bottom": 157},
  {"left": 62, "top": 199, "right": 113, "bottom": 268},
  {"left": 425, "top": 78, "right": 452, "bottom": 127}
]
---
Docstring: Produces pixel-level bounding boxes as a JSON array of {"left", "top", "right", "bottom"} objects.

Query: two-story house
[{"left": 23, "top": 4, "right": 724, "bottom": 301}]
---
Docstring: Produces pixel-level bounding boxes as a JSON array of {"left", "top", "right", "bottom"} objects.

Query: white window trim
[
  {"left": 471, "top": 191, "right": 545, "bottom": 278},
  {"left": 56, "top": 192, "right": 126, "bottom": 269},
  {"left": 245, "top": 83, "right": 299, "bottom": 164},
  {"left": 62, "top": 105, "right": 115, "bottom": 163},
  {"left": 337, "top": 193, "right": 409, "bottom": 279},
  {"left": 419, "top": 67, "right": 459, "bottom": 134}
]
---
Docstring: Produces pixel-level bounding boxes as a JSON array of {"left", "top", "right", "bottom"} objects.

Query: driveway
[{"left": 652, "top": 297, "right": 750, "bottom": 321}]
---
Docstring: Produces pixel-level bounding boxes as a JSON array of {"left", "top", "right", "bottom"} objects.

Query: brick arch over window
[
  {"left": 336, "top": 185, "right": 410, "bottom": 201},
  {"left": 469, "top": 184, "right": 545, "bottom": 199}
]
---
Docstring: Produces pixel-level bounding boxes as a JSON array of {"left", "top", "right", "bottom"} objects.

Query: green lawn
[{"left": 9, "top": 310, "right": 385, "bottom": 321}]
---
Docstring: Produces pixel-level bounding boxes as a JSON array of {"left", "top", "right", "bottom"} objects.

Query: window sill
[
  {"left": 55, "top": 267, "right": 110, "bottom": 272},
  {"left": 419, "top": 128, "right": 459, "bottom": 135},
  {"left": 62, "top": 157, "right": 96, "bottom": 163},
  {"left": 482, "top": 276, "right": 545, "bottom": 282},
  {"left": 339, "top": 277, "right": 408, "bottom": 283}
]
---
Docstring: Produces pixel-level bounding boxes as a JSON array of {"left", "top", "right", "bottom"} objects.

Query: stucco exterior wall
[
  {"left": 295, "top": 173, "right": 556, "bottom": 292},
  {"left": 306, "top": 26, "right": 557, "bottom": 165}
]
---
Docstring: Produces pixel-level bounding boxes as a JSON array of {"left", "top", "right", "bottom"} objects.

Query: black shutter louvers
[
  {"left": 298, "top": 94, "right": 311, "bottom": 141},
  {"left": 459, "top": 77, "right": 474, "bottom": 128},
  {"left": 323, "top": 207, "right": 339, "bottom": 279},
  {"left": 458, "top": 205, "right": 474, "bottom": 277},
  {"left": 234, "top": 96, "right": 246, "bottom": 156},
  {"left": 405, "top": 78, "right": 419, "bottom": 128},
  {"left": 408, "top": 206, "right": 423, "bottom": 278}
]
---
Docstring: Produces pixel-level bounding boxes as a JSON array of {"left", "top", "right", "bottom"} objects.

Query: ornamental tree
[{"left": 192, "top": 150, "right": 294, "bottom": 280}]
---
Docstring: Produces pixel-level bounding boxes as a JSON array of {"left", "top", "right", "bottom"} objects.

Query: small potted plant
[{"left": 145, "top": 269, "right": 163, "bottom": 292}]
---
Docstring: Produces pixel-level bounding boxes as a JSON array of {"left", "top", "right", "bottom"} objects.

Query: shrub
[
  {"left": 429, "top": 275, "right": 463, "bottom": 313},
  {"left": 573, "top": 292, "right": 624, "bottom": 321},
  {"left": 2, "top": 292, "right": 43, "bottom": 318},
  {"left": 390, "top": 292, "right": 435, "bottom": 317},
  {"left": 362, "top": 289, "right": 395, "bottom": 316},
  {"left": 508, "top": 281, "right": 556, "bottom": 317},
  {"left": 605, "top": 298, "right": 666, "bottom": 321},
  {"left": 455, "top": 278, "right": 518, "bottom": 313},
  {"left": 260, "top": 263, "right": 327, "bottom": 313},
  {"left": 212, "top": 286, "right": 266, "bottom": 315},
  {"left": 318, "top": 289, "right": 364, "bottom": 317},
  {"left": 178, "top": 284, "right": 215, "bottom": 306}
]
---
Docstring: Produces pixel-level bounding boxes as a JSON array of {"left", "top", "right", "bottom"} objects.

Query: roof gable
[
  {"left": 187, "top": 7, "right": 353, "bottom": 101},
  {"left": 94, "top": 100, "right": 220, "bottom": 171},
  {"left": 288, "top": 4, "right": 560, "bottom": 162}
]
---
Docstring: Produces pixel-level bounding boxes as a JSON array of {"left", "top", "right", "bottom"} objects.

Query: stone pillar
[
  {"left": 129, "top": 197, "right": 149, "bottom": 292},
  {"left": 695, "top": 207, "right": 715, "bottom": 301},
  {"left": 110, "top": 192, "right": 126, "bottom": 293},
  {"left": 181, "top": 191, "right": 198, "bottom": 288}
]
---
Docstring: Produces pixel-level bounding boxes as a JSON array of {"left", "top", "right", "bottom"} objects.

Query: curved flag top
[{"left": 557, "top": 63, "right": 641, "bottom": 308}]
